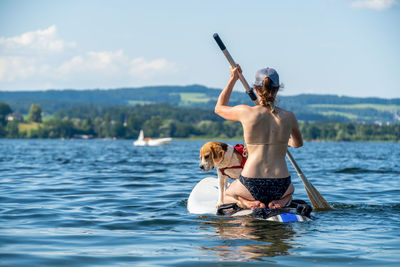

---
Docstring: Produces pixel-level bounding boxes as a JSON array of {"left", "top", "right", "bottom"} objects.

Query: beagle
[{"left": 199, "top": 141, "right": 246, "bottom": 207}]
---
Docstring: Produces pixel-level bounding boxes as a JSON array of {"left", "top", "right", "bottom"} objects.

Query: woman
[{"left": 215, "top": 65, "right": 303, "bottom": 209}]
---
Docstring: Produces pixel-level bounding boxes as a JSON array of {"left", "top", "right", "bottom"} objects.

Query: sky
[{"left": 0, "top": 0, "right": 399, "bottom": 98}]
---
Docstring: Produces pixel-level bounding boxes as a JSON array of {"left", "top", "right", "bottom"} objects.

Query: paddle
[
  {"left": 213, "top": 33, "right": 331, "bottom": 210},
  {"left": 286, "top": 150, "right": 331, "bottom": 210}
]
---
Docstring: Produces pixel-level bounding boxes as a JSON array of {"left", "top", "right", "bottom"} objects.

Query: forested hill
[{"left": 1, "top": 85, "right": 399, "bottom": 123}]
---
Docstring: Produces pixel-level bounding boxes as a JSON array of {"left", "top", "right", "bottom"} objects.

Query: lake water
[{"left": 1, "top": 139, "right": 399, "bottom": 266}]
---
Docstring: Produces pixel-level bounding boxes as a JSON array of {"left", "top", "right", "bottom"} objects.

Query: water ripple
[{"left": 1, "top": 140, "right": 399, "bottom": 266}]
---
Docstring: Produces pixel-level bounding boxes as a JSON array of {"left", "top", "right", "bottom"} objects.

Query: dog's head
[{"left": 199, "top": 141, "right": 228, "bottom": 171}]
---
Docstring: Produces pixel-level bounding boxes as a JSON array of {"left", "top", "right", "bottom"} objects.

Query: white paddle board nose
[{"left": 187, "top": 177, "right": 219, "bottom": 214}]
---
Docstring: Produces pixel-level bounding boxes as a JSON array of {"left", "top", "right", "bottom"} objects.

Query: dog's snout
[{"left": 199, "top": 164, "right": 204, "bottom": 170}]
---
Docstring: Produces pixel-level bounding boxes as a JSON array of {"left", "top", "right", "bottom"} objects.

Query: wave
[
  {"left": 334, "top": 167, "right": 400, "bottom": 174},
  {"left": 330, "top": 202, "right": 400, "bottom": 212}
]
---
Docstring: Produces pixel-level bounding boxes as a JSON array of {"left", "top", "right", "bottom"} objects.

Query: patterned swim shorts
[{"left": 239, "top": 175, "right": 291, "bottom": 205}]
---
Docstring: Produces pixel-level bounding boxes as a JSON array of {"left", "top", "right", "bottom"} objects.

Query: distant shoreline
[
  {"left": 1, "top": 137, "right": 399, "bottom": 143},
  {"left": 1, "top": 102, "right": 399, "bottom": 142}
]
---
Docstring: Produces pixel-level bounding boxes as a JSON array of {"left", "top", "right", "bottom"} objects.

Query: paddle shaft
[
  {"left": 213, "top": 34, "right": 258, "bottom": 105},
  {"left": 286, "top": 150, "right": 303, "bottom": 177},
  {"left": 286, "top": 150, "right": 311, "bottom": 187}
]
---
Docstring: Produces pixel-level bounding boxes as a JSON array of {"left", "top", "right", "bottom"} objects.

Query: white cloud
[
  {"left": 351, "top": 0, "right": 398, "bottom": 10},
  {"left": 0, "top": 50, "right": 178, "bottom": 84},
  {"left": 56, "top": 50, "right": 177, "bottom": 80},
  {"left": 0, "top": 25, "right": 76, "bottom": 53},
  {"left": 57, "top": 50, "right": 125, "bottom": 77},
  {"left": 0, "top": 56, "right": 37, "bottom": 82},
  {"left": 129, "top": 57, "right": 178, "bottom": 78},
  {"left": 0, "top": 25, "right": 179, "bottom": 88}
]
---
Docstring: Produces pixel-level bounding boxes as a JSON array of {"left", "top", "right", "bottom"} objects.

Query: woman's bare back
[{"left": 241, "top": 106, "right": 296, "bottom": 178}]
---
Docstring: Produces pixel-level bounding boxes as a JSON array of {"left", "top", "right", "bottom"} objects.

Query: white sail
[
  {"left": 133, "top": 129, "right": 171, "bottom": 146},
  {"left": 138, "top": 129, "right": 144, "bottom": 141}
]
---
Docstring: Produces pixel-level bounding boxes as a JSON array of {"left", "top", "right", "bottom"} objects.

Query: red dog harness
[{"left": 219, "top": 144, "right": 247, "bottom": 179}]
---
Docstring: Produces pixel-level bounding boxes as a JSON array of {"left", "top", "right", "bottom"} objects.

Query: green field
[
  {"left": 18, "top": 122, "right": 42, "bottom": 132},
  {"left": 174, "top": 93, "right": 211, "bottom": 104},
  {"left": 308, "top": 103, "right": 400, "bottom": 111},
  {"left": 319, "top": 111, "right": 359, "bottom": 120}
]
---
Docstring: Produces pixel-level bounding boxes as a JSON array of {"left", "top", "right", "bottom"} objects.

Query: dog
[
  {"left": 199, "top": 141, "right": 295, "bottom": 209},
  {"left": 199, "top": 141, "right": 246, "bottom": 208}
]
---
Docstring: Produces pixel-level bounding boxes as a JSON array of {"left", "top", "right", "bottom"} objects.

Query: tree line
[{"left": 0, "top": 102, "right": 399, "bottom": 142}]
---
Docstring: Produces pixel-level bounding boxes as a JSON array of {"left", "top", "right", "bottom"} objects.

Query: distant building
[{"left": 6, "top": 113, "right": 24, "bottom": 122}]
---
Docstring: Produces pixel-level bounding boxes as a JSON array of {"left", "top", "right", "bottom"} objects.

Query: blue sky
[{"left": 0, "top": 0, "right": 399, "bottom": 98}]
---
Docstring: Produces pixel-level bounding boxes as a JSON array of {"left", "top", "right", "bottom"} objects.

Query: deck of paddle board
[{"left": 187, "top": 177, "right": 312, "bottom": 222}]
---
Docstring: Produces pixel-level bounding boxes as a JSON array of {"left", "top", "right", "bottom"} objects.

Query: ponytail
[{"left": 258, "top": 77, "right": 278, "bottom": 112}]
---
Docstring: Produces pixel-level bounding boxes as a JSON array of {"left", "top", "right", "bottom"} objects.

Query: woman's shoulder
[
  {"left": 276, "top": 107, "right": 295, "bottom": 117},
  {"left": 231, "top": 104, "right": 253, "bottom": 113},
  {"left": 275, "top": 107, "right": 298, "bottom": 125}
]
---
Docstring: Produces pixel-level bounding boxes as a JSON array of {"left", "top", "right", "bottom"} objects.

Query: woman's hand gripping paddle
[
  {"left": 213, "top": 33, "right": 331, "bottom": 210},
  {"left": 213, "top": 33, "right": 258, "bottom": 105}
]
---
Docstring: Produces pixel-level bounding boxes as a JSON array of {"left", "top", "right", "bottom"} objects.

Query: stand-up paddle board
[{"left": 187, "top": 177, "right": 313, "bottom": 222}]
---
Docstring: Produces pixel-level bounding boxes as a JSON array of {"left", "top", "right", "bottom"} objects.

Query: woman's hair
[{"left": 256, "top": 77, "right": 279, "bottom": 112}]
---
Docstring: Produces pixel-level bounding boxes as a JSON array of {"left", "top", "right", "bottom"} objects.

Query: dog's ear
[
  {"left": 211, "top": 143, "right": 225, "bottom": 164},
  {"left": 209, "top": 145, "right": 217, "bottom": 160},
  {"left": 217, "top": 142, "right": 227, "bottom": 160},
  {"left": 218, "top": 150, "right": 224, "bottom": 159},
  {"left": 220, "top": 143, "right": 228, "bottom": 151}
]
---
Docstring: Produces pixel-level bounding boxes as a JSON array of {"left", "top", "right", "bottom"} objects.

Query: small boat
[{"left": 133, "top": 129, "right": 172, "bottom": 146}]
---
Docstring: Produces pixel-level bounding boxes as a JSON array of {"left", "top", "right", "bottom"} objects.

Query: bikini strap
[{"left": 246, "top": 142, "right": 287, "bottom": 146}]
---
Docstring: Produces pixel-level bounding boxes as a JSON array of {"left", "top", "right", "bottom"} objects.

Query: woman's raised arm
[
  {"left": 288, "top": 112, "right": 303, "bottom": 148},
  {"left": 215, "top": 65, "right": 250, "bottom": 121}
]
